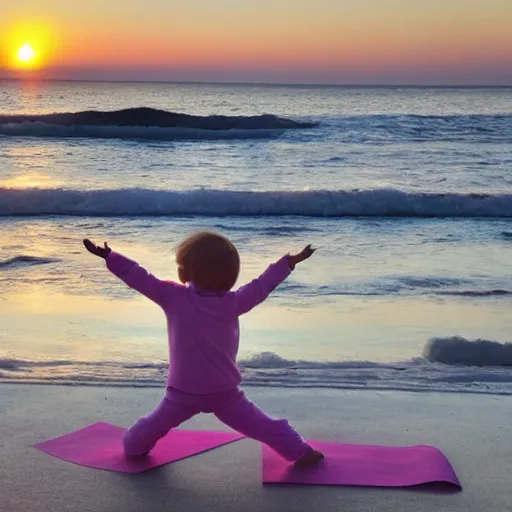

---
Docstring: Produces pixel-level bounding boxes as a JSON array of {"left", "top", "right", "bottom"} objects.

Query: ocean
[{"left": 0, "top": 80, "right": 511, "bottom": 394}]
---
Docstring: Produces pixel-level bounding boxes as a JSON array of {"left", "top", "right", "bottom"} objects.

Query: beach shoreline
[
  {"left": 1, "top": 384, "right": 510, "bottom": 512},
  {"left": 1, "top": 378, "right": 512, "bottom": 397}
]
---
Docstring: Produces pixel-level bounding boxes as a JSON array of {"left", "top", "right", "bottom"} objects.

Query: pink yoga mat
[
  {"left": 262, "top": 441, "right": 461, "bottom": 489},
  {"left": 33, "top": 422, "right": 244, "bottom": 473}
]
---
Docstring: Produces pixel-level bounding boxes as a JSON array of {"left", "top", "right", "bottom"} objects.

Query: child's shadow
[
  {"left": 119, "top": 465, "right": 172, "bottom": 487},
  {"left": 113, "top": 467, "right": 179, "bottom": 505},
  {"left": 113, "top": 466, "right": 247, "bottom": 510},
  {"left": 404, "top": 481, "right": 462, "bottom": 495},
  {"left": 269, "top": 464, "right": 462, "bottom": 495}
]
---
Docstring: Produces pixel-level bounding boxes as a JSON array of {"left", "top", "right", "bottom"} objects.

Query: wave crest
[
  {"left": 423, "top": 337, "right": 512, "bottom": 366},
  {"left": 0, "top": 107, "right": 316, "bottom": 140},
  {"left": 1, "top": 187, "right": 511, "bottom": 218},
  {"left": 0, "top": 255, "right": 60, "bottom": 269}
]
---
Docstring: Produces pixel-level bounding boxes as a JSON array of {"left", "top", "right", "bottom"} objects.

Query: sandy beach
[{"left": 1, "top": 384, "right": 510, "bottom": 512}]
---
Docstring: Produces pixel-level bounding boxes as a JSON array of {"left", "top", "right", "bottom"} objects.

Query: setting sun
[
  {"left": 17, "top": 44, "right": 37, "bottom": 64},
  {"left": 1, "top": 20, "right": 57, "bottom": 72}
]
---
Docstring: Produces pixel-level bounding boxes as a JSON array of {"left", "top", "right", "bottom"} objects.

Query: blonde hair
[{"left": 176, "top": 231, "right": 240, "bottom": 291}]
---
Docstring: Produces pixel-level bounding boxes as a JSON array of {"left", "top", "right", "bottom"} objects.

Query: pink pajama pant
[{"left": 123, "top": 386, "right": 309, "bottom": 462}]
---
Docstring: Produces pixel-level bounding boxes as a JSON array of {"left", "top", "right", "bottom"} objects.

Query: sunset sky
[{"left": 1, "top": 0, "right": 511, "bottom": 85}]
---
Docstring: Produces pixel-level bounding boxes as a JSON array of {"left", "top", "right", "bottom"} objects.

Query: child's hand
[
  {"left": 287, "top": 244, "right": 316, "bottom": 270},
  {"left": 83, "top": 239, "right": 111, "bottom": 259}
]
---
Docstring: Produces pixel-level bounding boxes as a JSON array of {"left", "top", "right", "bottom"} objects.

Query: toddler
[{"left": 84, "top": 232, "right": 324, "bottom": 468}]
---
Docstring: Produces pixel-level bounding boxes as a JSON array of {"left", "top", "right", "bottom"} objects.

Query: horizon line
[{"left": 0, "top": 77, "right": 511, "bottom": 89}]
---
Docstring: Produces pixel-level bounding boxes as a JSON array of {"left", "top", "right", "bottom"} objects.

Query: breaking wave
[
  {"left": 423, "top": 337, "right": 512, "bottom": 366},
  {"left": 435, "top": 289, "right": 512, "bottom": 297},
  {"left": 0, "top": 107, "right": 316, "bottom": 140},
  {"left": 1, "top": 187, "right": 511, "bottom": 218},
  {"left": 1, "top": 337, "right": 511, "bottom": 395},
  {"left": 0, "top": 255, "right": 61, "bottom": 269},
  {"left": 1, "top": 111, "right": 509, "bottom": 143}
]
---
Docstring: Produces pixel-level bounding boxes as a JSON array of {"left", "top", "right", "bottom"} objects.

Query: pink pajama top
[{"left": 106, "top": 252, "right": 291, "bottom": 394}]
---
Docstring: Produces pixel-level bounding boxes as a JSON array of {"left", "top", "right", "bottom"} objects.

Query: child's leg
[
  {"left": 213, "top": 390, "right": 309, "bottom": 462},
  {"left": 123, "top": 394, "right": 197, "bottom": 457}
]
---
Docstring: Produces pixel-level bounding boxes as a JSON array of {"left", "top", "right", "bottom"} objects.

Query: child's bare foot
[{"left": 294, "top": 446, "right": 324, "bottom": 469}]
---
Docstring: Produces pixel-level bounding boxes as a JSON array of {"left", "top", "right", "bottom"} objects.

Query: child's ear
[{"left": 178, "top": 266, "right": 189, "bottom": 284}]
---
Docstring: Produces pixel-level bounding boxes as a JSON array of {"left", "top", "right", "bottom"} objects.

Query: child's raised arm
[
  {"left": 83, "top": 239, "right": 176, "bottom": 308},
  {"left": 234, "top": 245, "right": 315, "bottom": 315}
]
